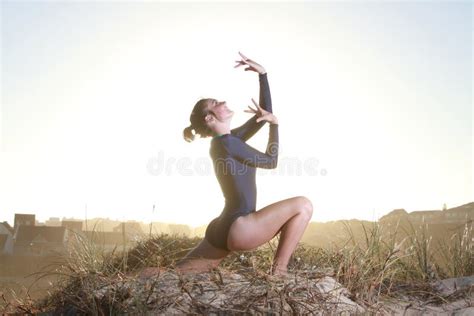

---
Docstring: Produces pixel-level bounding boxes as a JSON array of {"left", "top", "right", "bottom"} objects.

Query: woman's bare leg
[
  {"left": 174, "top": 238, "right": 230, "bottom": 274},
  {"left": 138, "top": 239, "right": 229, "bottom": 279},
  {"left": 272, "top": 210, "right": 312, "bottom": 274},
  {"left": 227, "top": 196, "right": 313, "bottom": 274}
]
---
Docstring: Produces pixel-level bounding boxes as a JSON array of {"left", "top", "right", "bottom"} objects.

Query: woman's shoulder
[
  {"left": 211, "top": 134, "right": 234, "bottom": 145},
  {"left": 210, "top": 134, "right": 237, "bottom": 155}
]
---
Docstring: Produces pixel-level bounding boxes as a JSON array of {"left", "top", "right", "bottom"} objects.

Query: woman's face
[{"left": 207, "top": 98, "right": 234, "bottom": 121}]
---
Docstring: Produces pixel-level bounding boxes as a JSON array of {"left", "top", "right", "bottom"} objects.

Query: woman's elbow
[{"left": 270, "top": 158, "right": 278, "bottom": 169}]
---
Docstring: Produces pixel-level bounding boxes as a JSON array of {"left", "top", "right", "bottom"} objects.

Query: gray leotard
[{"left": 204, "top": 73, "right": 279, "bottom": 250}]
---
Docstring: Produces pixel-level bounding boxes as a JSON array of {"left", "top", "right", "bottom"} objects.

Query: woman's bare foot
[
  {"left": 271, "top": 264, "right": 289, "bottom": 277},
  {"left": 272, "top": 269, "right": 289, "bottom": 277},
  {"left": 266, "top": 266, "right": 290, "bottom": 284}
]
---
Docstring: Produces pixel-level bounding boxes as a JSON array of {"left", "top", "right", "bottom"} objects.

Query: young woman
[{"left": 140, "top": 52, "right": 313, "bottom": 278}]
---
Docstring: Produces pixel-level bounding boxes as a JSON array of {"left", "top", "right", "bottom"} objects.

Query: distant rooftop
[{"left": 15, "top": 225, "right": 66, "bottom": 243}]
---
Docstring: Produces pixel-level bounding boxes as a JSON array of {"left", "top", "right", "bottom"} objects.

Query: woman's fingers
[
  {"left": 251, "top": 98, "right": 262, "bottom": 110},
  {"left": 235, "top": 53, "right": 262, "bottom": 73},
  {"left": 234, "top": 59, "right": 248, "bottom": 66},
  {"left": 245, "top": 107, "right": 257, "bottom": 114},
  {"left": 238, "top": 51, "right": 249, "bottom": 60},
  {"left": 247, "top": 105, "right": 255, "bottom": 111},
  {"left": 234, "top": 61, "right": 245, "bottom": 68},
  {"left": 245, "top": 105, "right": 256, "bottom": 112},
  {"left": 235, "top": 60, "right": 254, "bottom": 70}
]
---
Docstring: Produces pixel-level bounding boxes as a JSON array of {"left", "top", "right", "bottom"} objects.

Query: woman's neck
[
  {"left": 212, "top": 126, "right": 231, "bottom": 138},
  {"left": 212, "top": 132, "right": 230, "bottom": 138}
]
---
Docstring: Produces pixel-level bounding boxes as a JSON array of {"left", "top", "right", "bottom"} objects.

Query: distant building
[
  {"left": 408, "top": 210, "right": 442, "bottom": 223},
  {"left": 379, "top": 202, "right": 473, "bottom": 225},
  {"left": 442, "top": 202, "right": 473, "bottom": 223},
  {"left": 379, "top": 208, "right": 408, "bottom": 222},
  {"left": 62, "top": 220, "right": 83, "bottom": 232},
  {"left": 14, "top": 214, "right": 35, "bottom": 230},
  {"left": 113, "top": 222, "right": 144, "bottom": 240},
  {"left": 1, "top": 221, "right": 14, "bottom": 235},
  {"left": 14, "top": 226, "right": 68, "bottom": 256},
  {"left": 0, "top": 222, "right": 14, "bottom": 255},
  {"left": 168, "top": 223, "right": 192, "bottom": 236},
  {"left": 45, "top": 217, "right": 61, "bottom": 227},
  {"left": 80, "top": 231, "right": 130, "bottom": 251}
]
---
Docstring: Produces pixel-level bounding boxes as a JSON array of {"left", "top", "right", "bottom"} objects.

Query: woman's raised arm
[
  {"left": 225, "top": 123, "right": 279, "bottom": 169},
  {"left": 231, "top": 52, "right": 273, "bottom": 141}
]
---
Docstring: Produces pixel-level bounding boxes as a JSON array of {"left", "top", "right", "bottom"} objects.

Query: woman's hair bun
[{"left": 183, "top": 124, "right": 196, "bottom": 143}]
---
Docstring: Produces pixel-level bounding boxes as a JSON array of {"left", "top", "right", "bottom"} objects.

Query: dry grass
[{"left": 1, "top": 219, "right": 472, "bottom": 314}]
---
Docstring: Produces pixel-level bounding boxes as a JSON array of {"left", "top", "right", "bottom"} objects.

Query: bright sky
[{"left": 1, "top": 1, "right": 472, "bottom": 227}]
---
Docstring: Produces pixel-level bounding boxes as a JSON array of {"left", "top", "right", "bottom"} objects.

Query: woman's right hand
[
  {"left": 234, "top": 51, "right": 266, "bottom": 75},
  {"left": 244, "top": 98, "right": 278, "bottom": 125}
]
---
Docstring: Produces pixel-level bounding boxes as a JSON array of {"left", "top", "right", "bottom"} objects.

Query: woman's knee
[{"left": 296, "top": 196, "right": 313, "bottom": 219}]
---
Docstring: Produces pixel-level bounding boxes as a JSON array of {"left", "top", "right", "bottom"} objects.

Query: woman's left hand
[
  {"left": 244, "top": 98, "right": 278, "bottom": 124},
  {"left": 234, "top": 51, "right": 266, "bottom": 74}
]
